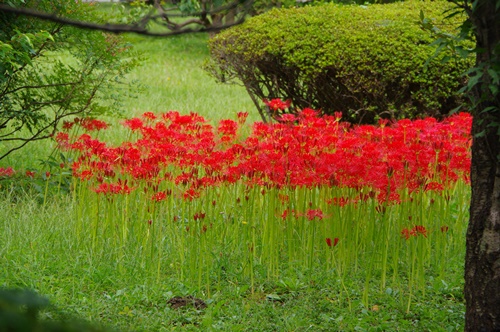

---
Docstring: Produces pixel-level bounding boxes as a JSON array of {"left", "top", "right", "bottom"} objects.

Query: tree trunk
[
  {"left": 464, "top": 0, "right": 500, "bottom": 330},
  {"left": 466, "top": 100, "right": 500, "bottom": 331}
]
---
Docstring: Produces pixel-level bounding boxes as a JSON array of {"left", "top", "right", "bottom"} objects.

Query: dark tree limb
[{"left": 0, "top": 0, "right": 252, "bottom": 37}]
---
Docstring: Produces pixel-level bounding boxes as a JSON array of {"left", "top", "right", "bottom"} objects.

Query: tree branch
[{"left": 0, "top": 2, "right": 251, "bottom": 37}]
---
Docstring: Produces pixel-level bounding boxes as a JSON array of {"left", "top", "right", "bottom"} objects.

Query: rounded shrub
[{"left": 206, "top": 0, "right": 473, "bottom": 123}]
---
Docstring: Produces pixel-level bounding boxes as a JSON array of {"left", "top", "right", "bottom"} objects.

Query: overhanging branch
[{"left": 0, "top": 1, "right": 252, "bottom": 36}]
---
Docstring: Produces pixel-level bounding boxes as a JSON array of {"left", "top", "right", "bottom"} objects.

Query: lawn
[{"left": 0, "top": 13, "right": 468, "bottom": 331}]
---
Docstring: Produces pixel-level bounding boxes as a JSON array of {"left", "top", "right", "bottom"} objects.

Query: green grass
[
  {"left": 0, "top": 192, "right": 465, "bottom": 331},
  {"left": 119, "top": 33, "right": 256, "bottom": 122},
  {"left": 0, "top": 24, "right": 466, "bottom": 332}
]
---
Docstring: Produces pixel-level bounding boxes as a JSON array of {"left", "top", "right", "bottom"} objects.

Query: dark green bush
[
  {"left": 206, "top": 0, "right": 473, "bottom": 123},
  {"left": 0, "top": 288, "right": 111, "bottom": 331}
]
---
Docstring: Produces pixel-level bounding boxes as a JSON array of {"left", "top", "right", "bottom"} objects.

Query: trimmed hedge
[{"left": 206, "top": 0, "right": 473, "bottom": 123}]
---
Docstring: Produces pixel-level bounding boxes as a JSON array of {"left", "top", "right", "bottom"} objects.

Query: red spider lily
[
  {"left": 401, "top": 225, "right": 428, "bottom": 240},
  {"left": 326, "top": 237, "right": 339, "bottom": 247},
  {"left": 413, "top": 225, "right": 428, "bottom": 238},
  {"left": 326, "top": 197, "right": 351, "bottom": 207},
  {"left": 142, "top": 112, "right": 157, "bottom": 120},
  {"left": 263, "top": 98, "right": 291, "bottom": 111},
  {"left": 305, "top": 209, "right": 325, "bottom": 221},
  {"left": 55, "top": 132, "right": 71, "bottom": 150},
  {"left": 25, "top": 170, "right": 35, "bottom": 178},
  {"left": 123, "top": 118, "right": 144, "bottom": 131},
  {"left": 237, "top": 112, "right": 248, "bottom": 125},
  {"left": 278, "top": 194, "right": 289, "bottom": 203},
  {"left": 151, "top": 191, "right": 168, "bottom": 202},
  {"left": 278, "top": 114, "right": 297, "bottom": 123},
  {"left": 0, "top": 167, "right": 15, "bottom": 177},
  {"left": 62, "top": 109, "right": 471, "bottom": 204},
  {"left": 79, "top": 118, "right": 109, "bottom": 131},
  {"left": 424, "top": 182, "right": 444, "bottom": 192},
  {"left": 217, "top": 119, "right": 238, "bottom": 142},
  {"left": 183, "top": 188, "right": 200, "bottom": 201},
  {"left": 401, "top": 228, "right": 412, "bottom": 240},
  {"left": 62, "top": 121, "right": 75, "bottom": 131},
  {"left": 193, "top": 212, "right": 206, "bottom": 221},
  {"left": 94, "top": 181, "right": 132, "bottom": 195}
]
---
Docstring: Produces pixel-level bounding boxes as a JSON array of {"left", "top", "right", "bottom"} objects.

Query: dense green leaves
[
  {"left": 0, "top": 0, "right": 137, "bottom": 161},
  {"left": 207, "top": 0, "right": 474, "bottom": 123}
]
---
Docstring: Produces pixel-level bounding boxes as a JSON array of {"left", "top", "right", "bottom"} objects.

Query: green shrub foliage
[
  {"left": 207, "top": 0, "right": 473, "bottom": 123},
  {"left": 0, "top": 0, "right": 137, "bottom": 161}
]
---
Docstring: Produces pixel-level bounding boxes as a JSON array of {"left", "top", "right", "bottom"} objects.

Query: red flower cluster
[
  {"left": 0, "top": 167, "right": 15, "bottom": 178},
  {"left": 63, "top": 118, "right": 109, "bottom": 132},
  {"left": 280, "top": 208, "right": 327, "bottom": 220},
  {"left": 94, "top": 180, "right": 132, "bottom": 195},
  {"left": 401, "top": 225, "right": 428, "bottom": 240},
  {"left": 263, "top": 98, "right": 292, "bottom": 111},
  {"left": 25, "top": 170, "right": 36, "bottom": 178},
  {"left": 305, "top": 209, "right": 325, "bottom": 221},
  {"left": 56, "top": 109, "right": 471, "bottom": 200}
]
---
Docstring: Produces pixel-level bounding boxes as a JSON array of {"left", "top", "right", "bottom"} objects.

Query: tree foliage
[
  {"left": 206, "top": 0, "right": 474, "bottom": 123},
  {"left": 0, "top": 0, "right": 137, "bottom": 161}
]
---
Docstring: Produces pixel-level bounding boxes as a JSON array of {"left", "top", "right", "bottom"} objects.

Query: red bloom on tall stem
[
  {"left": 142, "top": 112, "right": 157, "bottom": 120},
  {"left": 325, "top": 237, "right": 339, "bottom": 247},
  {"left": 152, "top": 191, "right": 167, "bottom": 202},
  {"left": 306, "top": 209, "right": 324, "bottom": 221},
  {"left": 263, "top": 98, "right": 291, "bottom": 111},
  {"left": 0, "top": 167, "right": 15, "bottom": 177},
  {"left": 123, "top": 118, "right": 144, "bottom": 131},
  {"left": 401, "top": 228, "right": 411, "bottom": 240},
  {"left": 401, "top": 225, "right": 428, "bottom": 240},
  {"left": 94, "top": 181, "right": 132, "bottom": 195},
  {"left": 237, "top": 112, "right": 248, "bottom": 125},
  {"left": 79, "top": 118, "right": 109, "bottom": 131},
  {"left": 412, "top": 225, "right": 427, "bottom": 238}
]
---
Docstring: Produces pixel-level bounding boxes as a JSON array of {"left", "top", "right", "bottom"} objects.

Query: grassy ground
[
  {"left": 0, "top": 16, "right": 466, "bottom": 332},
  {"left": 119, "top": 32, "right": 257, "bottom": 122},
  {"left": 0, "top": 192, "right": 465, "bottom": 331}
]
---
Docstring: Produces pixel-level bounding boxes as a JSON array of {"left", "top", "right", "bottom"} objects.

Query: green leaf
[
  {"left": 489, "top": 84, "right": 499, "bottom": 96},
  {"left": 475, "top": 130, "right": 486, "bottom": 138},
  {"left": 449, "top": 105, "right": 463, "bottom": 115},
  {"left": 37, "top": 30, "right": 54, "bottom": 43},
  {"left": 467, "top": 73, "right": 482, "bottom": 89},
  {"left": 487, "top": 68, "right": 499, "bottom": 84}
]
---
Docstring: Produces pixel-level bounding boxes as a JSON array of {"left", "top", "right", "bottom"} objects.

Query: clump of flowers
[
  {"left": 401, "top": 225, "right": 428, "bottom": 240},
  {"left": 49, "top": 110, "right": 471, "bottom": 307},
  {"left": 0, "top": 167, "right": 15, "bottom": 178},
  {"left": 263, "top": 98, "right": 291, "bottom": 111},
  {"left": 56, "top": 109, "right": 471, "bottom": 204}
]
